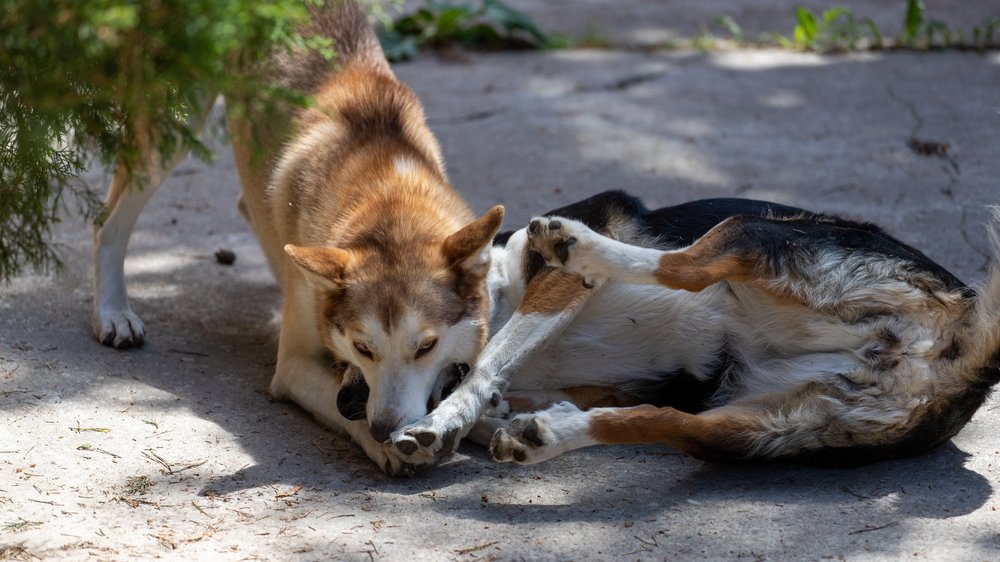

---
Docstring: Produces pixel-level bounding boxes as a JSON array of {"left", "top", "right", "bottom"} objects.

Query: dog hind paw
[
  {"left": 525, "top": 217, "right": 608, "bottom": 285},
  {"left": 92, "top": 307, "right": 145, "bottom": 349},
  {"left": 489, "top": 402, "right": 588, "bottom": 465},
  {"left": 489, "top": 413, "right": 555, "bottom": 464}
]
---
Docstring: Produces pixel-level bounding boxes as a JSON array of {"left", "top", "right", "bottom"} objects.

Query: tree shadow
[{"left": 3, "top": 45, "right": 998, "bottom": 560}]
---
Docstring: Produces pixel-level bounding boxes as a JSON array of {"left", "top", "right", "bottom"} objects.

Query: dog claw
[{"left": 94, "top": 307, "right": 146, "bottom": 349}]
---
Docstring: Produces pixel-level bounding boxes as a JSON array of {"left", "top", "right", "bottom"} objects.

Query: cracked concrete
[{"left": 3, "top": 3, "right": 1000, "bottom": 561}]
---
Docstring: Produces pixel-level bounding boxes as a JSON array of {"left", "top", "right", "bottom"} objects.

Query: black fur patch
[{"left": 337, "top": 372, "right": 369, "bottom": 422}]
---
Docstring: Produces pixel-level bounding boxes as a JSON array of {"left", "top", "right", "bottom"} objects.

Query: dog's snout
[{"left": 369, "top": 420, "right": 397, "bottom": 443}]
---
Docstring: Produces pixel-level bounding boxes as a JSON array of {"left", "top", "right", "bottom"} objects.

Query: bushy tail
[
  {"left": 938, "top": 208, "right": 1000, "bottom": 429},
  {"left": 272, "top": 0, "right": 389, "bottom": 93},
  {"left": 960, "top": 208, "right": 1000, "bottom": 378}
]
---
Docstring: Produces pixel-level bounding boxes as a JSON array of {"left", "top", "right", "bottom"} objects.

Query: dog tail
[
  {"left": 932, "top": 207, "right": 1000, "bottom": 438},
  {"left": 272, "top": 0, "right": 390, "bottom": 93},
  {"left": 309, "top": 0, "right": 388, "bottom": 70}
]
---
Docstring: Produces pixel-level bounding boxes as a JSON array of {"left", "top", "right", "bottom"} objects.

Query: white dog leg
[
  {"left": 92, "top": 149, "right": 187, "bottom": 348},
  {"left": 92, "top": 95, "right": 215, "bottom": 348}
]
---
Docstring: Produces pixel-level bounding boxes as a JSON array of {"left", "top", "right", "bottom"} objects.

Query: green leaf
[
  {"left": 715, "top": 15, "right": 744, "bottom": 43},
  {"left": 822, "top": 6, "right": 848, "bottom": 24},
  {"left": 863, "top": 17, "right": 883, "bottom": 48},
  {"left": 795, "top": 6, "right": 818, "bottom": 41},
  {"left": 903, "top": 0, "right": 926, "bottom": 44}
]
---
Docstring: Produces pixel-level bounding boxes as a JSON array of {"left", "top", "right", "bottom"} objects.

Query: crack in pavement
[
  {"left": 887, "top": 84, "right": 961, "bottom": 175},
  {"left": 960, "top": 206, "right": 991, "bottom": 273},
  {"left": 886, "top": 84, "right": 924, "bottom": 139}
]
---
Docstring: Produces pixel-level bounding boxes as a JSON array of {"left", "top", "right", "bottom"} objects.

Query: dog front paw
[
  {"left": 489, "top": 402, "right": 588, "bottom": 465},
  {"left": 92, "top": 306, "right": 145, "bottom": 349},
  {"left": 376, "top": 445, "right": 419, "bottom": 477},
  {"left": 526, "top": 217, "right": 609, "bottom": 286},
  {"left": 389, "top": 418, "right": 464, "bottom": 466}
]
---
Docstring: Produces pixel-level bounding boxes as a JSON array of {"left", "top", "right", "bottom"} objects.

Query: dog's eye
[
  {"left": 415, "top": 338, "right": 438, "bottom": 359},
  {"left": 354, "top": 342, "right": 374, "bottom": 360}
]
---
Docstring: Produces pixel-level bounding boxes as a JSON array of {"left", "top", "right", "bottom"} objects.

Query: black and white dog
[{"left": 382, "top": 191, "right": 1000, "bottom": 471}]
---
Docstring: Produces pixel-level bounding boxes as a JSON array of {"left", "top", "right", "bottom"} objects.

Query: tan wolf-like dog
[{"left": 91, "top": 0, "right": 500, "bottom": 474}]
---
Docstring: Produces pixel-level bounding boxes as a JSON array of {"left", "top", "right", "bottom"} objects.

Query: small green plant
[
  {"left": 792, "top": 6, "right": 882, "bottom": 51},
  {"left": 378, "top": 0, "right": 548, "bottom": 61},
  {"left": 715, "top": 15, "right": 744, "bottom": 45},
  {"left": 899, "top": 0, "right": 946, "bottom": 47},
  {"left": 692, "top": 25, "right": 721, "bottom": 51},
  {"left": 712, "top": 2, "right": 997, "bottom": 53}
]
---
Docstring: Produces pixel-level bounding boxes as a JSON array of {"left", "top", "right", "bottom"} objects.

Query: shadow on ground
[{"left": 3, "top": 49, "right": 999, "bottom": 560}]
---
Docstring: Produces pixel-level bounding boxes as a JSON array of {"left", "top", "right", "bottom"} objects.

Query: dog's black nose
[{"left": 369, "top": 421, "right": 395, "bottom": 443}]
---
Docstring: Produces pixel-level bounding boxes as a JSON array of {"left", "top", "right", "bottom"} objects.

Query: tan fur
[
  {"left": 517, "top": 268, "right": 593, "bottom": 315},
  {"left": 588, "top": 406, "right": 761, "bottom": 462},
  {"left": 228, "top": 0, "right": 503, "bottom": 472},
  {"left": 89, "top": 0, "right": 499, "bottom": 472}
]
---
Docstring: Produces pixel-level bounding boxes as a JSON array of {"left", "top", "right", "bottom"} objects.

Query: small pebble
[{"left": 215, "top": 249, "right": 236, "bottom": 265}]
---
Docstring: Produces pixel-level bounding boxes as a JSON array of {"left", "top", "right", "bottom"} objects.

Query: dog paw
[
  {"left": 92, "top": 306, "right": 145, "bottom": 349},
  {"left": 526, "top": 216, "right": 609, "bottom": 286},
  {"left": 375, "top": 445, "right": 419, "bottom": 477},
  {"left": 489, "top": 402, "right": 588, "bottom": 465},
  {"left": 389, "top": 420, "right": 464, "bottom": 466}
]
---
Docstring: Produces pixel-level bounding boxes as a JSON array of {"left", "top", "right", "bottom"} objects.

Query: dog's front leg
[{"left": 389, "top": 266, "right": 600, "bottom": 465}]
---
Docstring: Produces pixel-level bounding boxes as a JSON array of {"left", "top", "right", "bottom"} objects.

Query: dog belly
[
  {"left": 505, "top": 281, "right": 885, "bottom": 406},
  {"left": 509, "top": 283, "right": 728, "bottom": 392}
]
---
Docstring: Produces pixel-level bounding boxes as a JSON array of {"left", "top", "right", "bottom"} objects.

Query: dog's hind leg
[
  {"left": 92, "top": 95, "right": 216, "bottom": 348},
  {"left": 525, "top": 215, "right": 756, "bottom": 292},
  {"left": 490, "top": 379, "right": 913, "bottom": 465},
  {"left": 526, "top": 213, "right": 966, "bottom": 315},
  {"left": 92, "top": 143, "right": 189, "bottom": 348},
  {"left": 491, "top": 400, "right": 773, "bottom": 465}
]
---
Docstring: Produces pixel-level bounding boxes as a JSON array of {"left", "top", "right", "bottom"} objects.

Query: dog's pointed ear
[
  {"left": 285, "top": 244, "right": 353, "bottom": 290},
  {"left": 442, "top": 205, "right": 505, "bottom": 275}
]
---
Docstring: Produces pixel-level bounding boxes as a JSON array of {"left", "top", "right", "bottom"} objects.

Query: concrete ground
[{"left": 3, "top": 2, "right": 1000, "bottom": 561}]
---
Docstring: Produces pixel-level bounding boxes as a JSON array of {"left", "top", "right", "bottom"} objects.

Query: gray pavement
[
  {"left": 3, "top": 3, "right": 1000, "bottom": 561},
  {"left": 499, "top": 0, "right": 995, "bottom": 48}
]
